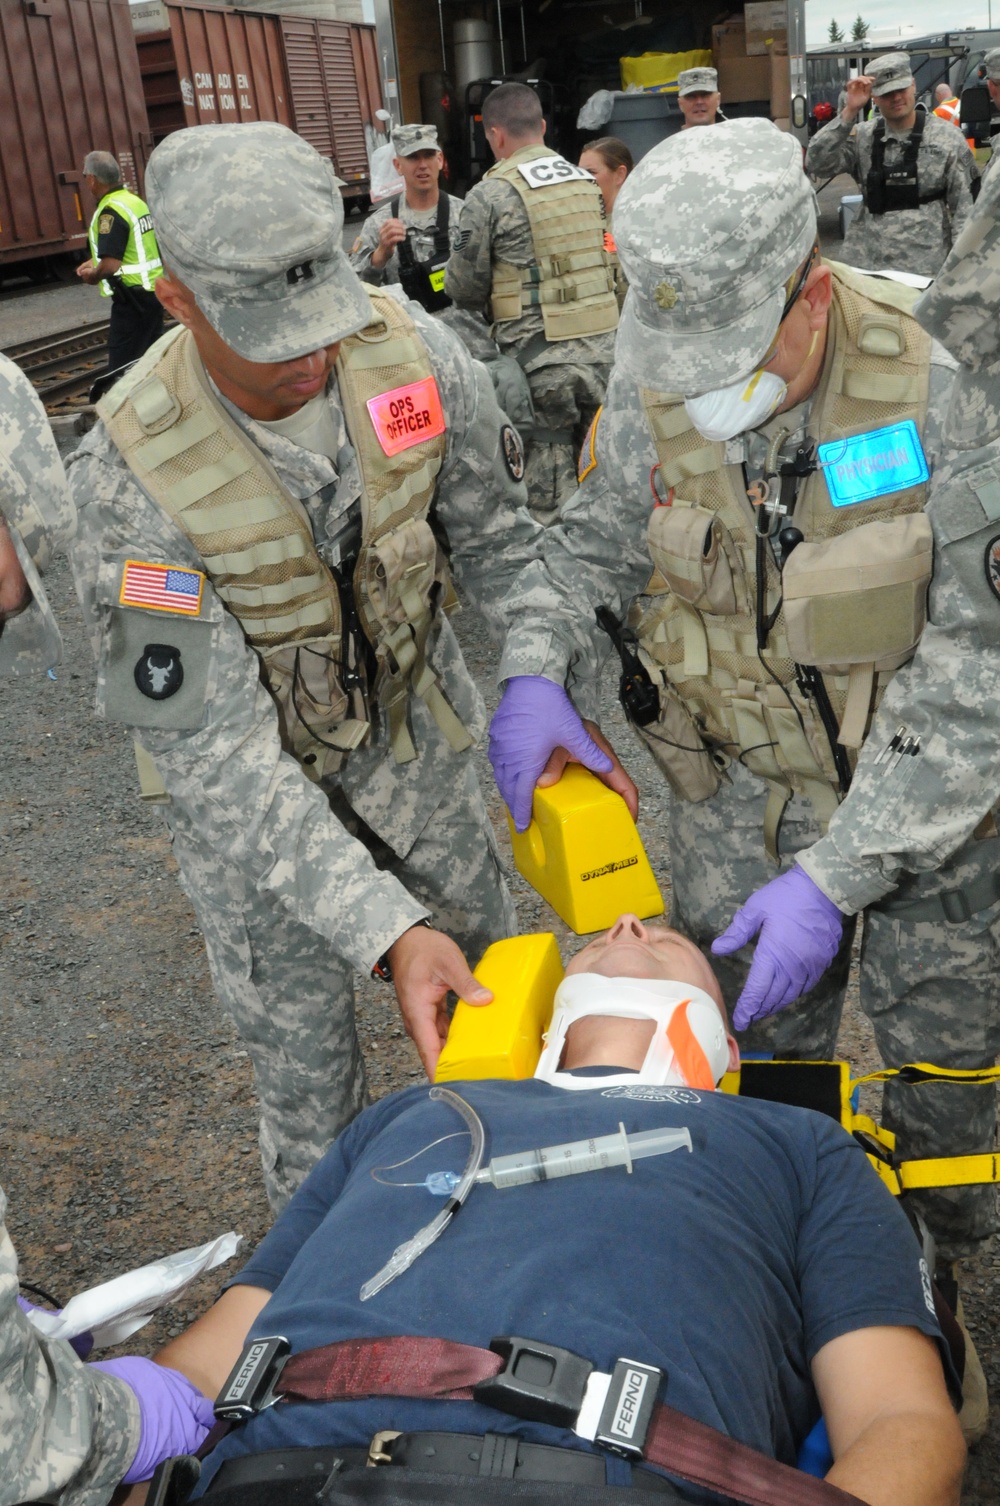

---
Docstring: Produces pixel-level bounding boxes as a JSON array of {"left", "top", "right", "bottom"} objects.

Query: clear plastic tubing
[{"left": 474, "top": 1123, "right": 692, "bottom": 1190}]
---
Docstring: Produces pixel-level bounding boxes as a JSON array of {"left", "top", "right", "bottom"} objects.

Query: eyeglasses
[{"left": 760, "top": 242, "right": 820, "bottom": 366}]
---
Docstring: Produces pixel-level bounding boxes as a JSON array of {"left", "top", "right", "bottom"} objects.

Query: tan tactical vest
[
  {"left": 630, "top": 263, "right": 934, "bottom": 858},
  {"left": 99, "top": 291, "right": 470, "bottom": 786},
  {"left": 486, "top": 145, "right": 619, "bottom": 341}
]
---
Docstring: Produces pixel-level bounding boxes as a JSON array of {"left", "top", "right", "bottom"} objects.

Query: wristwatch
[{"left": 371, "top": 917, "right": 433, "bottom": 982}]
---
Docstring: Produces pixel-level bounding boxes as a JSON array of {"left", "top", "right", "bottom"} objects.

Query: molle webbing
[
  {"left": 487, "top": 147, "right": 618, "bottom": 340},
  {"left": 635, "top": 266, "right": 931, "bottom": 852},
  {"left": 335, "top": 294, "right": 444, "bottom": 544},
  {"left": 100, "top": 328, "right": 336, "bottom": 653},
  {"left": 99, "top": 294, "right": 466, "bottom": 777}
]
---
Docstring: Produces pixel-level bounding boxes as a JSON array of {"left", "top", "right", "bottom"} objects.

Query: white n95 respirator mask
[
  {"left": 684, "top": 369, "right": 788, "bottom": 442},
  {"left": 533, "top": 973, "right": 731, "bottom": 1092}
]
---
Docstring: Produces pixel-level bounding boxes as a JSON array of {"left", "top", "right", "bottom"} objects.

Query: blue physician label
[{"left": 818, "top": 420, "right": 929, "bottom": 507}]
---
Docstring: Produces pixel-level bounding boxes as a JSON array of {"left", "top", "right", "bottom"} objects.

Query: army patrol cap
[
  {"left": 914, "top": 163, "right": 1000, "bottom": 447},
  {"left": 145, "top": 122, "right": 372, "bottom": 363},
  {"left": 392, "top": 123, "right": 441, "bottom": 156},
  {"left": 868, "top": 52, "right": 915, "bottom": 97},
  {"left": 677, "top": 67, "right": 718, "bottom": 96},
  {"left": 983, "top": 46, "right": 1000, "bottom": 81},
  {"left": 613, "top": 118, "right": 818, "bottom": 394}
]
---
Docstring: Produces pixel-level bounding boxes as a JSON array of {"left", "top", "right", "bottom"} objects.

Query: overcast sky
[{"left": 805, "top": 2, "right": 998, "bottom": 47}]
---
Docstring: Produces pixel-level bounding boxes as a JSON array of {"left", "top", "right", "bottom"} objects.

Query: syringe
[{"left": 472, "top": 1122, "right": 692, "bottom": 1190}]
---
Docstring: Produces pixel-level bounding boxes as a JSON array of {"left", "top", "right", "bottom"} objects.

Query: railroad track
[{"left": 3, "top": 320, "right": 110, "bottom": 408}]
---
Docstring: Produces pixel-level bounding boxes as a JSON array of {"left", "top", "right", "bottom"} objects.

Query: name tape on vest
[
  {"left": 818, "top": 420, "right": 929, "bottom": 507},
  {"left": 367, "top": 376, "right": 446, "bottom": 458},
  {"left": 516, "top": 156, "right": 596, "bottom": 190}
]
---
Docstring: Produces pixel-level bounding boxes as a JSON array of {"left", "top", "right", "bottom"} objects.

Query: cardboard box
[
  {"left": 717, "top": 55, "right": 772, "bottom": 104},
  {"left": 770, "top": 48, "right": 790, "bottom": 117},
  {"left": 712, "top": 16, "right": 749, "bottom": 61},
  {"left": 745, "top": 1, "right": 788, "bottom": 56}
]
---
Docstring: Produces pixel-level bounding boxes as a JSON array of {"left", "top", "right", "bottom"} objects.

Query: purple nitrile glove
[
  {"left": 711, "top": 864, "right": 845, "bottom": 1032},
  {"left": 488, "top": 675, "right": 613, "bottom": 833},
  {"left": 91, "top": 1356, "right": 215, "bottom": 1483},
  {"left": 16, "top": 1293, "right": 93, "bottom": 1359}
]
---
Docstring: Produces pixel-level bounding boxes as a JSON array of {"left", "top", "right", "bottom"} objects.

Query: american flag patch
[{"left": 119, "top": 560, "right": 204, "bottom": 615}]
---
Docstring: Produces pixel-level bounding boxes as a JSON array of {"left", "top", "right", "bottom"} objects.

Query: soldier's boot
[{"left": 939, "top": 1262, "right": 990, "bottom": 1446}]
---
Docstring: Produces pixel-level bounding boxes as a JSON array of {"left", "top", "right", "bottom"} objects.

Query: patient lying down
[{"left": 1, "top": 917, "right": 965, "bottom": 1506}]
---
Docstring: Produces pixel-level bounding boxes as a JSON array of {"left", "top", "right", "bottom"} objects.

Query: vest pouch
[
  {"left": 647, "top": 504, "right": 743, "bottom": 616},
  {"left": 260, "top": 635, "right": 368, "bottom": 780},
  {"left": 634, "top": 666, "right": 723, "bottom": 804},
  {"left": 782, "top": 514, "right": 933, "bottom": 672},
  {"left": 357, "top": 517, "right": 443, "bottom": 649}
]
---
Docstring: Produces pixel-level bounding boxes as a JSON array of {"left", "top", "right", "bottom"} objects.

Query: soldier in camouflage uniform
[
  {"left": 806, "top": 51, "right": 979, "bottom": 277},
  {"left": 66, "top": 122, "right": 541, "bottom": 1214},
  {"left": 0, "top": 354, "right": 75, "bottom": 676},
  {"left": 488, "top": 119, "right": 1000, "bottom": 1276},
  {"left": 445, "top": 83, "right": 617, "bottom": 527},
  {"left": 348, "top": 124, "right": 464, "bottom": 311},
  {"left": 981, "top": 47, "right": 1000, "bottom": 182},
  {"left": 0, "top": 1185, "right": 140, "bottom": 1506}
]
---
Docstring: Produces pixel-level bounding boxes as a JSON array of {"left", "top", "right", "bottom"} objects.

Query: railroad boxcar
[
  {"left": 0, "top": 0, "right": 151, "bottom": 270},
  {"left": 134, "top": 0, "right": 383, "bottom": 203}
]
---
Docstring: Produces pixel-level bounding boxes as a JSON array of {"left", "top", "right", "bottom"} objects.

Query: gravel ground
[{"left": 1, "top": 254, "right": 997, "bottom": 1497}]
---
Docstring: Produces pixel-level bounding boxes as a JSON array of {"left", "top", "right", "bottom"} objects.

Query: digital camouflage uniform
[
  {"left": 795, "top": 164, "right": 1000, "bottom": 1256},
  {"left": 0, "top": 353, "right": 75, "bottom": 676},
  {"left": 496, "top": 121, "right": 998, "bottom": 1259},
  {"left": 0, "top": 1185, "right": 139, "bottom": 1506},
  {"left": 806, "top": 106, "right": 978, "bottom": 278},
  {"left": 445, "top": 155, "right": 615, "bottom": 527},
  {"left": 349, "top": 192, "right": 466, "bottom": 289},
  {"left": 66, "top": 124, "right": 540, "bottom": 1213}
]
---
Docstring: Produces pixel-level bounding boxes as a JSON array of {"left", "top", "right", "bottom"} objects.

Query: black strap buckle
[
  {"left": 214, "top": 1335, "right": 291, "bottom": 1421},
  {"left": 472, "top": 1335, "right": 594, "bottom": 1429},
  {"left": 146, "top": 1455, "right": 202, "bottom": 1506}
]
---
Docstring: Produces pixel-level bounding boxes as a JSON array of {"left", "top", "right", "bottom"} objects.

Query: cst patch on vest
[
  {"left": 516, "top": 156, "right": 595, "bottom": 189},
  {"left": 985, "top": 536, "right": 1000, "bottom": 604},
  {"left": 367, "top": 377, "right": 445, "bottom": 457},
  {"left": 99, "top": 213, "right": 115, "bottom": 235},
  {"left": 818, "top": 420, "right": 929, "bottom": 507}
]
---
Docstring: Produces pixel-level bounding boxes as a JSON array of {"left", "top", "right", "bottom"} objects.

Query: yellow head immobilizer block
[
  {"left": 507, "top": 765, "right": 664, "bottom": 934},
  {"left": 435, "top": 933, "right": 563, "bottom": 1082}
]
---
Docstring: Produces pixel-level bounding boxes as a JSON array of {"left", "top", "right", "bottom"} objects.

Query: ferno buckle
[
  {"left": 472, "top": 1335, "right": 594, "bottom": 1429},
  {"left": 214, "top": 1335, "right": 291, "bottom": 1421}
]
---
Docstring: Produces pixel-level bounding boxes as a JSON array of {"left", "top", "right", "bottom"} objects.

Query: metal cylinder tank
[{"left": 453, "top": 18, "right": 494, "bottom": 100}]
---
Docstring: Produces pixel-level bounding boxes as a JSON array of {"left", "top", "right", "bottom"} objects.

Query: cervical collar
[{"left": 534, "top": 973, "right": 731, "bottom": 1092}]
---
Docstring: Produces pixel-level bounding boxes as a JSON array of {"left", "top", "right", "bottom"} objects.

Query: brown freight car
[
  {"left": 135, "top": 0, "right": 383, "bottom": 204},
  {"left": 0, "top": 0, "right": 151, "bottom": 270}
]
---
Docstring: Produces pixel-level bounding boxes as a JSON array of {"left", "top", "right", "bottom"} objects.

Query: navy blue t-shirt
[{"left": 198, "top": 1078, "right": 945, "bottom": 1497}]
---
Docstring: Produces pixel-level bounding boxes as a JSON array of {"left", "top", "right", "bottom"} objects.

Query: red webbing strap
[
  {"left": 279, "top": 1335, "right": 504, "bottom": 1404},
  {"left": 644, "top": 1404, "right": 865, "bottom": 1506},
  {"left": 274, "top": 1337, "right": 866, "bottom": 1506}
]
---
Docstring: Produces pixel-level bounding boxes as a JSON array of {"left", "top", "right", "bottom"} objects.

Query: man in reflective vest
[
  {"left": 932, "top": 82, "right": 962, "bottom": 128},
  {"left": 446, "top": 82, "right": 618, "bottom": 527},
  {"left": 349, "top": 124, "right": 463, "bottom": 314},
  {"left": 806, "top": 52, "right": 979, "bottom": 277},
  {"left": 77, "top": 151, "right": 164, "bottom": 377}
]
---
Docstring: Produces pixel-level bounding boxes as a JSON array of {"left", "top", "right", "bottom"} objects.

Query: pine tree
[
  {"left": 850, "top": 14, "right": 870, "bottom": 41},
  {"left": 827, "top": 19, "right": 845, "bottom": 42}
]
